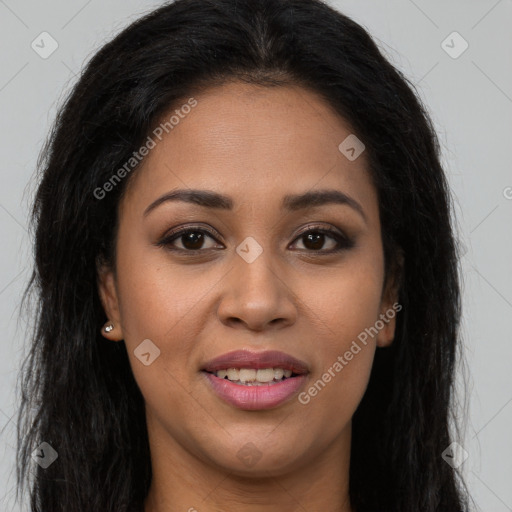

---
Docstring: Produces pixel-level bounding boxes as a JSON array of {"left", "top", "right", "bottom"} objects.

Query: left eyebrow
[
  {"left": 143, "top": 188, "right": 367, "bottom": 224},
  {"left": 282, "top": 189, "right": 367, "bottom": 224}
]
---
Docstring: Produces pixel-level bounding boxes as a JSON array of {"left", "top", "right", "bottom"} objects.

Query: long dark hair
[{"left": 16, "top": 0, "right": 472, "bottom": 510}]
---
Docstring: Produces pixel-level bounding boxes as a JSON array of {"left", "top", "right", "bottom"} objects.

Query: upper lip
[{"left": 201, "top": 349, "right": 310, "bottom": 375}]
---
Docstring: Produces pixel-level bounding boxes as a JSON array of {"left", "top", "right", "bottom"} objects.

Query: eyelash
[{"left": 156, "top": 224, "right": 355, "bottom": 254}]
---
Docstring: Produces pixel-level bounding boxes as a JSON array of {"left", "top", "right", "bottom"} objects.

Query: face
[{"left": 98, "top": 81, "right": 399, "bottom": 479}]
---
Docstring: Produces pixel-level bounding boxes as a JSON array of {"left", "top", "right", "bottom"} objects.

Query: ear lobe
[
  {"left": 376, "top": 249, "right": 404, "bottom": 348},
  {"left": 375, "top": 310, "right": 397, "bottom": 348},
  {"left": 96, "top": 261, "right": 124, "bottom": 340}
]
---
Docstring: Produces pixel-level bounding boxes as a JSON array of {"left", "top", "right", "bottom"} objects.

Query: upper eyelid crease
[
  {"left": 143, "top": 188, "right": 367, "bottom": 225},
  {"left": 158, "top": 225, "right": 353, "bottom": 252}
]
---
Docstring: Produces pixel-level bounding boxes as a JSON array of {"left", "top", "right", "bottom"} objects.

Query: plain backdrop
[{"left": 0, "top": 1, "right": 511, "bottom": 510}]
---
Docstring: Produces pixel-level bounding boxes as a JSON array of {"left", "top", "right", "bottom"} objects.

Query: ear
[
  {"left": 376, "top": 249, "right": 403, "bottom": 348},
  {"left": 96, "top": 260, "right": 124, "bottom": 341}
]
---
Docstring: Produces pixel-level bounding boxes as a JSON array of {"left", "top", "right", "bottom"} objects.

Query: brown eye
[
  {"left": 157, "top": 225, "right": 355, "bottom": 254},
  {"left": 297, "top": 232, "right": 334, "bottom": 251},
  {"left": 290, "top": 226, "right": 355, "bottom": 253},
  {"left": 158, "top": 227, "right": 221, "bottom": 252},
  {"left": 177, "top": 231, "right": 209, "bottom": 250}
]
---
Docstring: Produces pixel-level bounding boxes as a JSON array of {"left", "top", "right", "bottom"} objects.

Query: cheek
[
  {"left": 114, "top": 263, "right": 207, "bottom": 427},
  {"left": 294, "top": 287, "right": 379, "bottom": 446},
  {"left": 115, "top": 241, "right": 208, "bottom": 339},
  {"left": 293, "top": 251, "right": 384, "bottom": 421},
  {"left": 297, "top": 339, "right": 375, "bottom": 452},
  {"left": 112, "top": 241, "right": 209, "bottom": 399},
  {"left": 299, "top": 250, "right": 385, "bottom": 344}
]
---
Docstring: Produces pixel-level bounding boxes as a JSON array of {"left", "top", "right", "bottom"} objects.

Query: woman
[{"left": 16, "top": 0, "right": 472, "bottom": 510}]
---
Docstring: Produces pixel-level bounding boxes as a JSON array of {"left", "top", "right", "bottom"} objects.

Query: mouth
[
  {"left": 201, "top": 367, "right": 303, "bottom": 386},
  {"left": 200, "top": 349, "right": 310, "bottom": 410}
]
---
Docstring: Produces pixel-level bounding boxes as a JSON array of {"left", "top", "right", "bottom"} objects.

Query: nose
[{"left": 216, "top": 247, "right": 298, "bottom": 332}]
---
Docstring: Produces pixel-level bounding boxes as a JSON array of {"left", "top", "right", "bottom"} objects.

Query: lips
[
  {"left": 200, "top": 349, "right": 310, "bottom": 410},
  {"left": 201, "top": 349, "right": 310, "bottom": 375},
  {"left": 202, "top": 371, "right": 308, "bottom": 410}
]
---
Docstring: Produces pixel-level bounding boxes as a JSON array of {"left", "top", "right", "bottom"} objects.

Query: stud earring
[{"left": 104, "top": 322, "right": 114, "bottom": 333}]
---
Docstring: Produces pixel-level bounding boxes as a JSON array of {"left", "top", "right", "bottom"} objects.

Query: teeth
[
  {"left": 274, "top": 368, "right": 284, "bottom": 380},
  {"left": 212, "top": 367, "right": 295, "bottom": 383},
  {"left": 255, "top": 368, "right": 274, "bottom": 382},
  {"left": 226, "top": 368, "right": 238, "bottom": 381},
  {"left": 217, "top": 369, "right": 228, "bottom": 379},
  {"left": 239, "top": 368, "right": 256, "bottom": 382}
]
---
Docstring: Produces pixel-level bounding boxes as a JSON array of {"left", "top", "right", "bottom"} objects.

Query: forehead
[{"left": 121, "top": 81, "right": 378, "bottom": 220}]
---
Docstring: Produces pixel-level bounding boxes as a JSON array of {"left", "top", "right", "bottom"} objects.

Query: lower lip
[{"left": 201, "top": 371, "right": 308, "bottom": 410}]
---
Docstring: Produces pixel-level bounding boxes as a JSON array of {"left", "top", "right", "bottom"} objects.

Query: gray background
[{"left": 1, "top": 0, "right": 511, "bottom": 510}]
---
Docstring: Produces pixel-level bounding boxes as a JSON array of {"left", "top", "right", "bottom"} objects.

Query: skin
[{"left": 98, "top": 81, "right": 400, "bottom": 512}]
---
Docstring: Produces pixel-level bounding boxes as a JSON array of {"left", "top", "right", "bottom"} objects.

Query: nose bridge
[
  {"left": 217, "top": 235, "right": 296, "bottom": 329},
  {"left": 233, "top": 234, "right": 281, "bottom": 298}
]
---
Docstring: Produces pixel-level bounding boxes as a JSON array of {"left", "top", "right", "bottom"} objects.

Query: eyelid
[
  {"left": 157, "top": 224, "right": 223, "bottom": 251},
  {"left": 290, "top": 223, "right": 354, "bottom": 251},
  {"left": 157, "top": 223, "right": 354, "bottom": 253},
  {"left": 163, "top": 223, "right": 220, "bottom": 240},
  {"left": 293, "top": 223, "right": 347, "bottom": 240}
]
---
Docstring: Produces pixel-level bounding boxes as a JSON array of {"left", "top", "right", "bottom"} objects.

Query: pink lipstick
[{"left": 200, "top": 349, "right": 309, "bottom": 410}]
